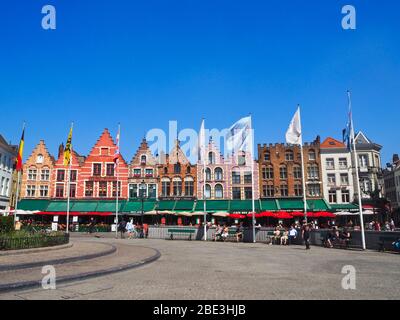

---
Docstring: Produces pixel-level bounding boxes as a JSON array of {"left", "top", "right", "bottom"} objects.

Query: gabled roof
[
  {"left": 24, "top": 140, "right": 56, "bottom": 166},
  {"left": 130, "top": 138, "right": 157, "bottom": 166},
  {"left": 0, "top": 134, "right": 17, "bottom": 155},
  {"left": 355, "top": 131, "right": 371, "bottom": 144},
  {"left": 321, "top": 137, "right": 346, "bottom": 149}
]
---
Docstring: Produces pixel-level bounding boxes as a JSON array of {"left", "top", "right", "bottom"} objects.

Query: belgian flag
[
  {"left": 63, "top": 125, "right": 73, "bottom": 166},
  {"left": 15, "top": 128, "right": 25, "bottom": 171}
]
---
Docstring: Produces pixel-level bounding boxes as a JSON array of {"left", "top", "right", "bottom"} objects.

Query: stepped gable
[
  {"left": 84, "top": 128, "right": 128, "bottom": 166},
  {"left": 24, "top": 140, "right": 55, "bottom": 166},
  {"left": 54, "top": 149, "right": 84, "bottom": 167},
  {"left": 321, "top": 137, "right": 346, "bottom": 149},
  {"left": 168, "top": 139, "right": 190, "bottom": 165},
  {"left": 130, "top": 138, "right": 157, "bottom": 166}
]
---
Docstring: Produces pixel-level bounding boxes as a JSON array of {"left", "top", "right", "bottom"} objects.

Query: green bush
[
  {"left": 0, "top": 231, "right": 69, "bottom": 250},
  {"left": 0, "top": 216, "right": 14, "bottom": 233}
]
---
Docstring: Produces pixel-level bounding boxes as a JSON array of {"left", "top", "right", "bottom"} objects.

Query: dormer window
[
  {"left": 141, "top": 155, "right": 146, "bottom": 165},
  {"left": 174, "top": 163, "right": 181, "bottom": 174}
]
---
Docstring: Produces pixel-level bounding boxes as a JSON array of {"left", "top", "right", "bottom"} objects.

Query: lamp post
[{"left": 139, "top": 180, "right": 147, "bottom": 231}]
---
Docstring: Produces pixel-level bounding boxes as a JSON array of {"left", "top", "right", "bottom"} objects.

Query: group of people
[
  {"left": 213, "top": 223, "right": 244, "bottom": 242},
  {"left": 118, "top": 219, "right": 149, "bottom": 239},
  {"left": 367, "top": 219, "right": 396, "bottom": 231},
  {"left": 323, "top": 227, "right": 351, "bottom": 248},
  {"left": 271, "top": 225, "right": 299, "bottom": 245}
]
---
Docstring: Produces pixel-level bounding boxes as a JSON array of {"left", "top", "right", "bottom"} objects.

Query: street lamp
[{"left": 139, "top": 180, "right": 147, "bottom": 229}]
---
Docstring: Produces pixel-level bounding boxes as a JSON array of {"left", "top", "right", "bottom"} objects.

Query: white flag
[
  {"left": 226, "top": 116, "right": 252, "bottom": 154},
  {"left": 198, "top": 119, "right": 206, "bottom": 163},
  {"left": 285, "top": 107, "right": 302, "bottom": 145}
]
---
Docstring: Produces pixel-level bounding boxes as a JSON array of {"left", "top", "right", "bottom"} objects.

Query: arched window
[
  {"left": 205, "top": 184, "right": 211, "bottom": 199},
  {"left": 308, "top": 149, "right": 316, "bottom": 161},
  {"left": 214, "top": 167, "right": 223, "bottom": 180},
  {"left": 215, "top": 184, "right": 223, "bottom": 198},
  {"left": 140, "top": 155, "right": 146, "bottom": 164},
  {"left": 293, "top": 165, "right": 302, "bottom": 179},
  {"left": 279, "top": 165, "right": 287, "bottom": 179},
  {"left": 186, "top": 165, "right": 191, "bottom": 174},
  {"left": 164, "top": 167, "right": 168, "bottom": 174},
  {"left": 205, "top": 168, "right": 211, "bottom": 181},
  {"left": 208, "top": 152, "right": 215, "bottom": 164}
]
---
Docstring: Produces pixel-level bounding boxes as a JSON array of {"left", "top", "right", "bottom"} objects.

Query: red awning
[
  {"left": 229, "top": 214, "right": 247, "bottom": 219},
  {"left": 273, "top": 211, "right": 293, "bottom": 219},
  {"left": 246, "top": 212, "right": 264, "bottom": 218},
  {"left": 313, "top": 211, "right": 336, "bottom": 218},
  {"left": 260, "top": 211, "right": 275, "bottom": 217},
  {"left": 291, "top": 211, "right": 305, "bottom": 217}
]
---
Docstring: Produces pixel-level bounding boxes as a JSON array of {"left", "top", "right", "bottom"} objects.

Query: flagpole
[
  {"left": 347, "top": 91, "right": 366, "bottom": 250},
  {"left": 115, "top": 124, "right": 120, "bottom": 239},
  {"left": 14, "top": 122, "right": 25, "bottom": 227},
  {"left": 250, "top": 115, "right": 256, "bottom": 243},
  {"left": 202, "top": 119, "right": 207, "bottom": 241},
  {"left": 66, "top": 122, "right": 73, "bottom": 234},
  {"left": 297, "top": 106, "right": 308, "bottom": 223}
]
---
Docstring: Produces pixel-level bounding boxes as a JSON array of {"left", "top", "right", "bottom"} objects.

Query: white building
[
  {"left": 0, "top": 134, "right": 17, "bottom": 210},
  {"left": 320, "top": 137, "right": 354, "bottom": 205}
]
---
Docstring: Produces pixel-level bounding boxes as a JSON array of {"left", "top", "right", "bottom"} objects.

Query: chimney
[
  {"left": 393, "top": 154, "right": 399, "bottom": 163},
  {"left": 58, "top": 143, "right": 64, "bottom": 158}
]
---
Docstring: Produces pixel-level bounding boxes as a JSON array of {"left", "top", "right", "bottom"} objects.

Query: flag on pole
[
  {"left": 15, "top": 128, "right": 25, "bottom": 171},
  {"left": 114, "top": 126, "right": 120, "bottom": 169},
  {"left": 226, "top": 116, "right": 252, "bottom": 154},
  {"left": 342, "top": 96, "right": 353, "bottom": 150},
  {"left": 63, "top": 125, "right": 73, "bottom": 166},
  {"left": 198, "top": 119, "right": 206, "bottom": 162},
  {"left": 285, "top": 107, "right": 302, "bottom": 145}
]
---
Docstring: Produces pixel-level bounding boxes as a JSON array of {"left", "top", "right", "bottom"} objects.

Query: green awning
[
  {"left": 194, "top": 200, "right": 229, "bottom": 212},
  {"left": 46, "top": 201, "right": 73, "bottom": 212},
  {"left": 260, "top": 199, "right": 279, "bottom": 211},
  {"left": 277, "top": 198, "right": 304, "bottom": 211},
  {"left": 71, "top": 201, "right": 98, "bottom": 212},
  {"left": 307, "top": 199, "right": 331, "bottom": 211},
  {"left": 122, "top": 201, "right": 155, "bottom": 213},
  {"left": 173, "top": 200, "right": 195, "bottom": 211},
  {"left": 17, "top": 199, "right": 50, "bottom": 211},
  {"left": 229, "top": 200, "right": 260, "bottom": 212},
  {"left": 330, "top": 203, "right": 359, "bottom": 212},
  {"left": 96, "top": 201, "right": 124, "bottom": 212},
  {"left": 156, "top": 201, "right": 175, "bottom": 211}
]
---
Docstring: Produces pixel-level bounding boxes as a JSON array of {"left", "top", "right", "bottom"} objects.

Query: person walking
[
  {"left": 118, "top": 219, "right": 127, "bottom": 239},
  {"left": 126, "top": 219, "right": 134, "bottom": 239},
  {"left": 301, "top": 221, "right": 311, "bottom": 250}
]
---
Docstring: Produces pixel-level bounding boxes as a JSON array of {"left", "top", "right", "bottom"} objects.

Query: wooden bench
[
  {"left": 167, "top": 228, "right": 196, "bottom": 241},
  {"left": 378, "top": 236, "right": 400, "bottom": 252},
  {"left": 224, "top": 229, "right": 241, "bottom": 242},
  {"left": 320, "top": 233, "right": 362, "bottom": 250}
]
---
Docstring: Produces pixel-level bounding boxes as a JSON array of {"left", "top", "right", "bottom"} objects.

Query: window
[
  {"left": 205, "top": 184, "right": 211, "bottom": 199},
  {"left": 342, "top": 190, "right": 350, "bottom": 203},
  {"left": 148, "top": 184, "right": 157, "bottom": 198},
  {"left": 85, "top": 181, "right": 94, "bottom": 197},
  {"left": 184, "top": 181, "right": 194, "bottom": 196},
  {"left": 26, "top": 185, "right": 36, "bottom": 197},
  {"left": 186, "top": 166, "right": 191, "bottom": 174},
  {"left": 41, "top": 169, "right": 50, "bottom": 181},
  {"left": 98, "top": 181, "right": 107, "bottom": 197},
  {"left": 329, "top": 190, "right": 337, "bottom": 203},
  {"left": 39, "top": 185, "right": 48, "bottom": 197},
  {"left": 327, "top": 174, "right": 336, "bottom": 186},
  {"left": 0, "top": 177, "right": 4, "bottom": 195},
  {"left": 262, "top": 166, "right": 273, "bottom": 179},
  {"left": 55, "top": 184, "right": 64, "bottom": 198},
  {"left": 129, "top": 184, "right": 138, "bottom": 198},
  {"left": 112, "top": 181, "right": 121, "bottom": 197},
  {"left": 173, "top": 180, "right": 182, "bottom": 196},
  {"left": 56, "top": 170, "right": 65, "bottom": 182},
  {"left": 293, "top": 166, "right": 302, "bottom": 179},
  {"left": 93, "top": 163, "right": 102, "bottom": 176},
  {"left": 161, "top": 181, "right": 170, "bottom": 196},
  {"left": 215, "top": 168, "right": 223, "bottom": 180},
  {"left": 358, "top": 154, "right": 368, "bottom": 168},
  {"left": 308, "top": 150, "right": 316, "bottom": 161},
  {"left": 70, "top": 170, "right": 77, "bottom": 182},
  {"left": 280, "top": 184, "right": 288, "bottom": 197},
  {"left": 205, "top": 168, "right": 211, "bottom": 181},
  {"left": 100, "top": 148, "right": 109, "bottom": 155},
  {"left": 28, "top": 169, "right": 37, "bottom": 181},
  {"left": 307, "top": 165, "right": 319, "bottom": 180},
  {"left": 145, "top": 169, "right": 153, "bottom": 177},
  {"left": 263, "top": 185, "right": 274, "bottom": 197},
  {"left": 232, "top": 172, "right": 241, "bottom": 184},
  {"left": 215, "top": 184, "right": 223, "bottom": 198},
  {"left": 339, "top": 158, "right": 348, "bottom": 169},
  {"left": 292, "top": 184, "right": 301, "bottom": 196},
  {"left": 208, "top": 152, "right": 215, "bottom": 164},
  {"left": 285, "top": 150, "right": 294, "bottom": 161},
  {"left": 163, "top": 167, "right": 168, "bottom": 174},
  {"left": 308, "top": 184, "right": 321, "bottom": 197},
  {"left": 4, "top": 178, "right": 9, "bottom": 196},
  {"left": 340, "top": 173, "right": 349, "bottom": 185},
  {"left": 264, "top": 152, "right": 270, "bottom": 161},
  {"left": 174, "top": 163, "right": 181, "bottom": 174},
  {"left": 244, "top": 172, "right": 252, "bottom": 184},
  {"left": 133, "top": 168, "right": 141, "bottom": 177},
  {"left": 140, "top": 155, "right": 146, "bottom": 165},
  {"left": 138, "top": 183, "right": 147, "bottom": 198},
  {"left": 232, "top": 187, "right": 241, "bottom": 199},
  {"left": 106, "top": 164, "right": 114, "bottom": 177},
  {"left": 326, "top": 158, "right": 335, "bottom": 170},
  {"left": 244, "top": 187, "right": 252, "bottom": 199},
  {"left": 69, "top": 184, "right": 76, "bottom": 198},
  {"left": 279, "top": 166, "right": 287, "bottom": 179}
]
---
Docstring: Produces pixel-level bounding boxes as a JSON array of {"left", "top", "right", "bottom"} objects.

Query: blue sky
[{"left": 1, "top": 0, "right": 399, "bottom": 164}]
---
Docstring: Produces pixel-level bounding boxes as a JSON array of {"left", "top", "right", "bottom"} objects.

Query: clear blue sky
[{"left": 1, "top": 0, "right": 399, "bottom": 164}]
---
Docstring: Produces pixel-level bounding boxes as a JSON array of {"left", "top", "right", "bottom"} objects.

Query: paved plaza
[{"left": 0, "top": 236, "right": 399, "bottom": 300}]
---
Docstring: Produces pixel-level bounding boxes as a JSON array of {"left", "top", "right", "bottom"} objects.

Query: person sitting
[
  {"left": 214, "top": 225, "right": 223, "bottom": 241},
  {"left": 221, "top": 225, "right": 229, "bottom": 241},
  {"left": 339, "top": 228, "right": 351, "bottom": 248},
  {"left": 273, "top": 227, "right": 281, "bottom": 245},
  {"left": 280, "top": 229, "right": 289, "bottom": 245},
  {"left": 235, "top": 223, "right": 244, "bottom": 243},
  {"left": 288, "top": 225, "right": 297, "bottom": 245}
]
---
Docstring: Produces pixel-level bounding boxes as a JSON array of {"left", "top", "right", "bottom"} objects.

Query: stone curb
[
  {"left": 0, "top": 247, "right": 161, "bottom": 293},
  {"left": 0, "top": 243, "right": 74, "bottom": 256},
  {"left": 0, "top": 242, "right": 116, "bottom": 272}
]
